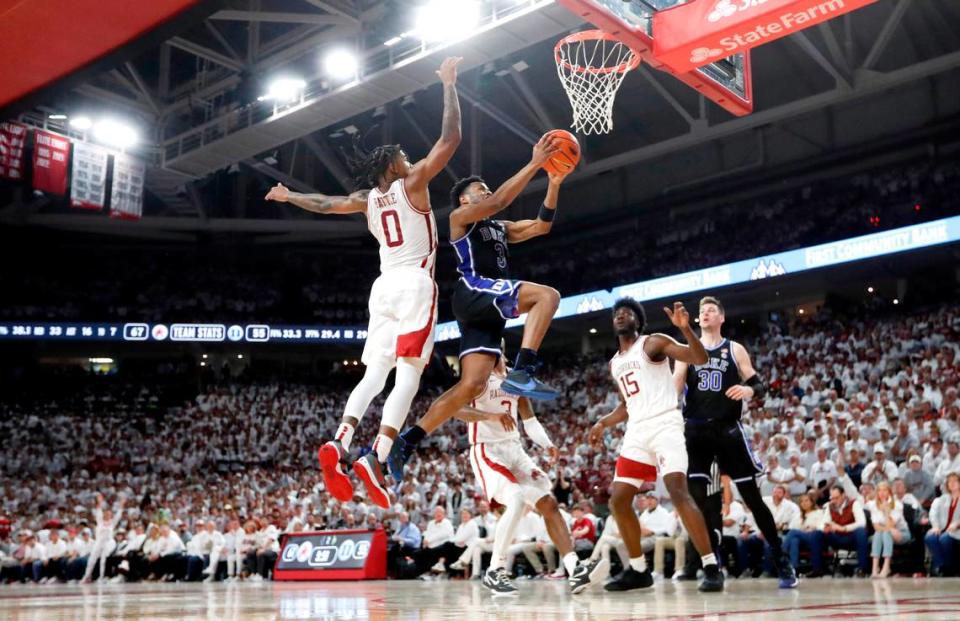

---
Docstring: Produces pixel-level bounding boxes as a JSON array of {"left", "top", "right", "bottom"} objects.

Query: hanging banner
[
  {"left": 0, "top": 122, "right": 28, "bottom": 180},
  {"left": 32, "top": 129, "right": 71, "bottom": 195},
  {"left": 110, "top": 153, "right": 145, "bottom": 220},
  {"left": 70, "top": 142, "right": 110, "bottom": 210}
]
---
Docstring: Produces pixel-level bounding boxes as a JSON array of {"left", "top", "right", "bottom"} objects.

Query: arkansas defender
[
  {"left": 265, "top": 57, "right": 463, "bottom": 509},
  {"left": 588, "top": 298, "right": 723, "bottom": 593}
]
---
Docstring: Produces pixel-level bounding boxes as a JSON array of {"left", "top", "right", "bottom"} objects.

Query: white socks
[
  {"left": 563, "top": 552, "right": 578, "bottom": 576},
  {"left": 701, "top": 553, "right": 718, "bottom": 568},
  {"left": 630, "top": 556, "right": 647, "bottom": 573},
  {"left": 373, "top": 434, "right": 394, "bottom": 463},
  {"left": 335, "top": 423, "right": 355, "bottom": 450}
]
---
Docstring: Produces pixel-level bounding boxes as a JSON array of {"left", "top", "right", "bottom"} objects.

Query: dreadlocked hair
[{"left": 346, "top": 138, "right": 402, "bottom": 190}]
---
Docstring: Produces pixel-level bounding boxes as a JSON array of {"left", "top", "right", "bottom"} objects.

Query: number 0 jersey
[
  {"left": 366, "top": 178, "right": 437, "bottom": 273},
  {"left": 468, "top": 372, "right": 520, "bottom": 445},
  {"left": 682, "top": 338, "right": 744, "bottom": 423},
  {"left": 610, "top": 335, "right": 680, "bottom": 425}
]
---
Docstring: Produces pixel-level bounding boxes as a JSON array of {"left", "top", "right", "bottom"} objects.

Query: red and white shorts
[
  {"left": 470, "top": 440, "right": 551, "bottom": 508},
  {"left": 614, "top": 410, "right": 689, "bottom": 489},
  {"left": 362, "top": 268, "right": 437, "bottom": 367}
]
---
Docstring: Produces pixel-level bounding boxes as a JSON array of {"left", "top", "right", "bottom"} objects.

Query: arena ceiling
[{"left": 3, "top": 0, "right": 960, "bottom": 242}]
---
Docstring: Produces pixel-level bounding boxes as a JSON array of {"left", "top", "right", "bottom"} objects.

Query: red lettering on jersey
[{"left": 375, "top": 193, "right": 398, "bottom": 209}]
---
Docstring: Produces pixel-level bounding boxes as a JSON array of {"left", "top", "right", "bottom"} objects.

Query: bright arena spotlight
[
  {"left": 415, "top": 0, "right": 481, "bottom": 42},
  {"left": 68, "top": 115, "right": 93, "bottom": 130},
  {"left": 323, "top": 48, "right": 359, "bottom": 81},
  {"left": 92, "top": 118, "right": 138, "bottom": 148},
  {"left": 264, "top": 77, "right": 307, "bottom": 103}
]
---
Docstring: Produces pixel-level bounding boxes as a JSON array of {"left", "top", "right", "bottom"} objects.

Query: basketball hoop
[{"left": 554, "top": 30, "right": 640, "bottom": 135}]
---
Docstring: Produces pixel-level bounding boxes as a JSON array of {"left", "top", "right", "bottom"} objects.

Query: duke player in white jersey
[
  {"left": 588, "top": 298, "right": 724, "bottom": 592},
  {"left": 455, "top": 353, "right": 607, "bottom": 595},
  {"left": 266, "top": 57, "right": 462, "bottom": 509}
]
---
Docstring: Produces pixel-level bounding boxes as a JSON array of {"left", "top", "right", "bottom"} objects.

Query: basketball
[{"left": 542, "top": 129, "right": 581, "bottom": 176}]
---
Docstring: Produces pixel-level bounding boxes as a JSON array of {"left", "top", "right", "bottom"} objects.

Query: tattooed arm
[
  {"left": 265, "top": 183, "right": 368, "bottom": 214},
  {"left": 404, "top": 56, "right": 463, "bottom": 198}
]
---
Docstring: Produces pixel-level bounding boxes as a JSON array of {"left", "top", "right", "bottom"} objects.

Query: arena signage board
[{"left": 274, "top": 529, "right": 387, "bottom": 581}]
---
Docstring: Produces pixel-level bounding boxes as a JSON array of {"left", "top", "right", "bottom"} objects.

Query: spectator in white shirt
[
  {"left": 201, "top": 520, "right": 226, "bottom": 583},
  {"left": 933, "top": 436, "right": 960, "bottom": 488},
  {"left": 783, "top": 493, "right": 825, "bottom": 577},
  {"left": 22, "top": 535, "right": 46, "bottom": 582},
  {"left": 418, "top": 506, "right": 455, "bottom": 576},
  {"left": 860, "top": 413, "right": 882, "bottom": 444},
  {"left": 41, "top": 529, "right": 68, "bottom": 583},
  {"left": 783, "top": 453, "right": 809, "bottom": 498},
  {"left": 591, "top": 514, "right": 630, "bottom": 576},
  {"left": 66, "top": 529, "right": 93, "bottom": 581},
  {"left": 861, "top": 444, "right": 899, "bottom": 486},
  {"left": 638, "top": 494, "right": 676, "bottom": 555},
  {"left": 809, "top": 448, "right": 839, "bottom": 504},
  {"left": 504, "top": 511, "right": 541, "bottom": 576},
  {"left": 865, "top": 482, "right": 910, "bottom": 578},
  {"left": 446, "top": 508, "right": 480, "bottom": 575},
  {"left": 149, "top": 523, "right": 185, "bottom": 581},
  {"left": 925, "top": 472, "right": 960, "bottom": 576}
]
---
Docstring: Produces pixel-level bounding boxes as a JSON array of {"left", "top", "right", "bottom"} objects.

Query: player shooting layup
[{"left": 265, "top": 57, "right": 463, "bottom": 509}]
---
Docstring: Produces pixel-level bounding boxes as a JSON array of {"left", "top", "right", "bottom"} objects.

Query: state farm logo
[
  {"left": 690, "top": 47, "right": 724, "bottom": 64},
  {"left": 708, "top": 0, "right": 773, "bottom": 23}
]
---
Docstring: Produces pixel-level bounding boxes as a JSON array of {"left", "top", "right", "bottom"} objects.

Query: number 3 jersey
[
  {"left": 366, "top": 178, "right": 437, "bottom": 274},
  {"left": 682, "top": 338, "right": 743, "bottom": 423},
  {"left": 468, "top": 372, "right": 520, "bottom": 445},
  {"left": 610, "top": 335, "right": 681, "bottom": 425}
]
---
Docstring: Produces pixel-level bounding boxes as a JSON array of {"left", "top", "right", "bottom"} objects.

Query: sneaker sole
[
  {"left": 570, "top": 558, "right": 610, "bottom": 595},
  {"left": 355, "top": 459, "right": 391, "bottom": 509},
  {"left": 499, "top": 382, "right": 559, "bottom": 401},
  {"left": 318, "top": 444, "right": 355, "bottom": 502},
  {"left": 779, "top": 578, "right": 799, "bottom": 589}
]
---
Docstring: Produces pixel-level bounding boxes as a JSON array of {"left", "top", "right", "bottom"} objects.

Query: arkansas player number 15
[{"left": 619, "top": 371, "right": 640, "bottom": 397}]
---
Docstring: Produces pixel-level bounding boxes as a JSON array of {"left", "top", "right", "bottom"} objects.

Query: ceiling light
[
  {"left": 88, "top": 357, "right": 114, "bottom": 364},
  {"left": 69, "top": 116, "right": 93, "bottom": 130},
  {"left": 48, "top": 114, "right": 68, "bottom": 120},
  {"left": 416, "top": 0, "right": 480, "bottom": 42},
  {"left": 323, "top": 49, "right": 358, "bottom": 81},
  {"left": 93, "top": 119, "right": 138, "bottom": 148},
  {"left": 384, "top": 35, "right": 403, "bottom": 46},
  {"left": 237, "top": 354, "right": 244, "bottom": 360},
  {"left": 265, "top": 77, "right": 306, "bottom": 103},
  {"left": 589, "top": 328, "right": 597, "bottom": 334},
  {"left": 867, "top": 286, "right": 874, "bottom": 293}
]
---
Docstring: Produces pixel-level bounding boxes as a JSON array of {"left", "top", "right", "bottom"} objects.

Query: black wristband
[
  {"left": 745, "top": 374, "right": 766, "bottom": 399},
  {"left": 538, "top": 203, "right": 556, "bottom": 222}
]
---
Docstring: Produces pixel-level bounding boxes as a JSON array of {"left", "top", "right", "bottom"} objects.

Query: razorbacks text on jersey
[
  {"left": 682, "top": 338, "right": 743, "bottom": 423},
  {"left": 468, "top": 372, "right": 520, "bottom": 445},
  {"left": 451, "top": 219, "right": 510, "bottom": 282},
  {"left": 610, "top": 336, "right": 680, "bottom": 424},
  {"left": 366, "top": 178, "right": 437, "bottom": 273}
]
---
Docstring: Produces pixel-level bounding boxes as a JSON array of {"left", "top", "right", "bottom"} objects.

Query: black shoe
[
  {"left": 805, "top": 569, "right": 825, "bottom": 579},
  {"left": 500, "top": 368, "right": 559, "bottom": 401},
  {"left": 673, "top": 570, "right": 699, "bottom": 581},
  {"left": 777, "top": 554, "right": 799, "bottom": 589},
  {"left": 604, "top": 568, "right": 653, "bottom": 592},
  {"left": 569, "top": 558, "right": 609, "bottom": 594},
  {"left": 482, "top": 567, "right": 518, "bottom": 595},
  {"left": 698, "top": 565, "right": 724, "bottom": 592},
  {"left": 386, "top": 435, "right": 414, "bottom": 481}
]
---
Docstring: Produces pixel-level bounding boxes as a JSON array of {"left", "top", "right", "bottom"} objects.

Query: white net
[{"left": 555, "top": 32, "right": 639, "bottom": 135}]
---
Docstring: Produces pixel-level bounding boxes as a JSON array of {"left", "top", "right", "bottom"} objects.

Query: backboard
[{"left": 556, "top": 0, "right": 753, "bottom": 116}]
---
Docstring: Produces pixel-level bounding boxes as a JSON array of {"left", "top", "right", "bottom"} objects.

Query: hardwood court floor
[{"left": 1, "top": 577, "right": 958, "bottom": 620}]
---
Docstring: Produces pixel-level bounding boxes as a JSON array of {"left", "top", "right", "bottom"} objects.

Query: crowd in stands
[
  {"left": 1, "top": 301, "right": 958, "bottom": 584},
  {"left": 2, "top": 156, "right": 958, "bottom": 326}
]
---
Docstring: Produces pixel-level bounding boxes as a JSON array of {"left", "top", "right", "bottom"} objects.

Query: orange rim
[{"left": 554, "top": 30, "right": 641, "bottom": 75}]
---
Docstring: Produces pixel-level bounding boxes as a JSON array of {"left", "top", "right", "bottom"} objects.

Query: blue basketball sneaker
[{"left": 500, "top": 368, "right": 558, "bottom": 400}]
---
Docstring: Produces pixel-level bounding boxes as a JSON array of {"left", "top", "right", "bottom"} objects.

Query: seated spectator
[
  {"left": 862, "top": 444, "right": 899, "bottom": 486},
  {"left": 865, "top": 481, "right": 911, "bottom": 578},
  {"left": 783, "top": 493, "right": 825, "bottom": 577},
  {"left": 570, "top": 503, "right": 596, "bottom": 554},
  {"left": 809, "top": 449, "right": 838, "bottom": 504},
  {"left": 902, "top": 454, "right": 937, "bottom": 507},
  {"left": 821, "top": 485, "right": 869, "bottom": 577},
  {"left": 925, "top": 472, "right": 960, "bottom": 577},
  {"left": 652, "top": 509, "right": 686, "bottom": 579},
  {"left": 639, "top": 494, "right": 676, "bottom": 558},
  {"left": 150, "top": 523, "right": 185, "bottom": 582},
  {"left": 21, "top": 534, "right": 45, "bottom": 583},
  {"left": 41, "top": 529, "right": 68, "bottom": 583},
  {"left": 446, "top": 508, "right": 479, "bottom": 574},
  {"left": 504, "top": 511, "right": 541, "bottom": 577},
  {"left": 934, "top": 436, "right": 960, "bottom": 488},
  {"left": 417, "top": 507, "right": 455, "bottom": 578},
  {"left": 736, "top": 486, "right": 799, "bottom": 577}
]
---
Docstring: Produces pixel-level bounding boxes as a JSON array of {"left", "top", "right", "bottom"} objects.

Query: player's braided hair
[
  {"left": 613, "top": 297, "right": 647, "bottom": 333},
  {"left": 449, "top": 175, "right": 484, "bottom": 209},
  {"left": 347, "top": 139, "right": 403, "bottom": 190}
]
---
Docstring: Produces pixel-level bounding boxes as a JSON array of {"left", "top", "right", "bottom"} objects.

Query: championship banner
[
  {"left": 0, "top": 122, "right": 28, "bottom": 180},
  {"left": 274, "top": 529, "right": 387, "bottom": 581},
  {"left": 653, "top": 0, "right": 877, "bottom": 73},
  {"left": 110, "top": 153, "right": 145, "bottom": 220},
  {"left": 32, "top": 129, "right": 71, "bottom": 195},
  {"left": 70, "top": 142, "right": 110, "bottom": 211}
]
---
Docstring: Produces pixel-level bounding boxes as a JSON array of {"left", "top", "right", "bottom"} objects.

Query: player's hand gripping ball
[{"left": 541, "top": 129, "right": 580, "bottom": 176}]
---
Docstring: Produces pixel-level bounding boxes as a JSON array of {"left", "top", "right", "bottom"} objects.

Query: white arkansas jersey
[
  {"left": 610, "top": 335, "right": 680, "bottom": 425},
  {"left": 468, "top": 373, "right": 520, "bottom": 445},
  {"left": 366, "top": 178, "right": 437, "bottom": 273}
]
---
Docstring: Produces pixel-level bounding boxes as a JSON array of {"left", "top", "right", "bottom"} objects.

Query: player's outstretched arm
[
  {"left": 265, "top": 183, "right": 368, "bottom": 214},
  {"left": 449, "top": 134, "right": 559, "bottom": 229},
  {"left": 504, "top": 169, "right": 570, "bottom": 243},
  {"left": 405, "top": 57, "right": 463, "bottom": 196},
  {"left": 644, "top": 302, "right": 709, "bottom": 365}
]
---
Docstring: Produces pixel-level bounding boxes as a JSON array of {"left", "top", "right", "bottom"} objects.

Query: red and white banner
[
  {"left": 32, "top": 129, "right": 71, "bottom": 195},
  {"left": 110, "top": 153, "right": 145, "bottom": 220},
  {"left": 0, "top": 122, "right": 28, "bottom": 181},
  {"left": 653, "top": 0, "right": 877, "bottom": 73},
  {"left": 70, "top": 142, "right": 110, "bottom": 211}
]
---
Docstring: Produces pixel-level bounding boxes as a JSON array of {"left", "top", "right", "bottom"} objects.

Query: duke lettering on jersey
[
  {"left": 366, "top": 179, "right": 437, "bottom": 273},
  {"left": 469, "top": 374, "right": 520, "bottom": 445},
  {"left": 452, "top": 219, "right": 510, "bottom": 280},
  {"left": 610, "top": 336, "right": 679, "bottom": 424},
  {"left": 683, "top": 339, "right": 743, "bottom": 422}
]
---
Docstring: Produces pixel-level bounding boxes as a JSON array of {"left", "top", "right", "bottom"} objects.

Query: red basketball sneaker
[
  {"left": 354, "top": 453, "right": 392, "bottom": 509},
  {"left": 318, "top": 441, "right": 354, "bottom": 502}
]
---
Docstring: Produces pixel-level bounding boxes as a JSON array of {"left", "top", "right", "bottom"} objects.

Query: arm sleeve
[{"left": 522, "top": 417, "right": 555, "bottom": 449}]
